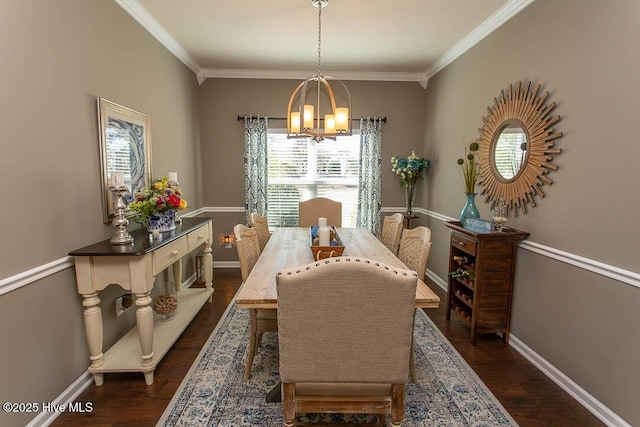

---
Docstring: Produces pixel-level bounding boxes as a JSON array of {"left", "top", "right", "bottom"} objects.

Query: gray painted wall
[
  {"left": 421, "top": 0, "right": 639, "bottom": 424},
  {"left": 0, "top": 1, "right": 202, "bottom": 425},
  {"left": 199, "top": 78, "right": 427, "bottom": 262},
  {"left": 1, "top": 0, "right": 638, "bottom": 425}
]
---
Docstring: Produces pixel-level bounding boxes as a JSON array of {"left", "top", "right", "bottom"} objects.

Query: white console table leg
[
  {"left": 134, "top": 291, "right": 155, "bottom": 376},
  {"left": 82, "top": 292, "right": 104, "bottom": 386},
  {"left": 172, "top": 259, "right": 182, "bottom": 292},
  {"left": 203, "top": 240, "right": 213, "bottom": 301}
]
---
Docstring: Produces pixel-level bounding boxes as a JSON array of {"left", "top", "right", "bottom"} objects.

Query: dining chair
[
  {"left": 380, "top": 213, "right": 404, "bottom": 254},
  {"left": 233, "top": 224, "right": 278, "bottom": 381},
  {"left": 249, "top": 212, "right": 270, "bottom": 253},
  {"left": 276, "top": 257, "right": 418, "bottom": 427},
  {"left": 397, "top": 225, "right": 432, "bottom": 383},
  {"left": 298, "top": 197, "right": 342, "bottom": 227}
]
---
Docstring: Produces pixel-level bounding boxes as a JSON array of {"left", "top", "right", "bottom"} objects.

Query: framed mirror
[
  {"left": 98, "top": 98, "right": 152, "bottom": 223},
  {"left": 478, "top": 81, "right": 562, "bottom": 215}
]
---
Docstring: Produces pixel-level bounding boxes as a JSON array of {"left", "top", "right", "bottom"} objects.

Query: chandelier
[{"left": 287, "top": 0, "right": 352, "bottom": 141}]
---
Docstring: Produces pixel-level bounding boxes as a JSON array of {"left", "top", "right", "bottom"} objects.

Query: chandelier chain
[{"left": 317, "top": 3, "right": 322, "bottom": 75}]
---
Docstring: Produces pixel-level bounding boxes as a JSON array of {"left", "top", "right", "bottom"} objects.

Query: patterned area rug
[{"left": 157, "top": 302, "right": 518, "bottom": 426}]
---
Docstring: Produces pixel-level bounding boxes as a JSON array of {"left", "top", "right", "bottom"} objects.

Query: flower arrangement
[
  {"left": 128, "top": 177, "right": 187, "bottom": 226},
  {"left": 390, "top": 151, "right": 430, "bottom": 187},
  {"left": 457, "top": 142, "right": 480, "bottom": 194}
]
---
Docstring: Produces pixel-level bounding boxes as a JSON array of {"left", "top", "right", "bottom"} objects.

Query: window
[{"left": 267, "top": 130, "right": 360, "bottom": 228}]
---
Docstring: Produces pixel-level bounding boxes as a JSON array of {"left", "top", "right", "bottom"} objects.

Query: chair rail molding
[
  {"left": 402, "top": 207, "right": 640, "bottom": 290},
  {"left": 0, "top": 257, "right": 73, "bottom": 296},
  {"left": 2, "top": 206, "right": 637, "bottom": 296}
]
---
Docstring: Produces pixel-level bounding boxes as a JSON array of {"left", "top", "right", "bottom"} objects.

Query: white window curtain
[
  {"left": 243, "top": 116, "right": 268, "bottom": 225},
  {"left": 356, "top": 118, "right": 383, "bottom": 235}
]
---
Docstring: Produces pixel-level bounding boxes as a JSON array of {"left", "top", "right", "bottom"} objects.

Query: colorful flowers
[
  {"left": 457, "top": 142, "right": 480, "bottom": 194},
  {"left": 129, "top": 177, "right": 187, "bottom": 226},
  {"left": 390, "top": 151, "right": 430, "bottom": 187}
]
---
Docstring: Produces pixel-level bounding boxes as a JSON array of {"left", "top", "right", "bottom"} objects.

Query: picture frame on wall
[{"left": 97, "top": 98, "right": 152, "bottom": 223}]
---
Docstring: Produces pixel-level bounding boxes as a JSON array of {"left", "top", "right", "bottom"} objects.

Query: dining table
[
  {"left": 235, "top": 227, "right": 440, "bottom": 401},
  {"left": 235, "top": 227, "right": 441, "bottom": 310}
]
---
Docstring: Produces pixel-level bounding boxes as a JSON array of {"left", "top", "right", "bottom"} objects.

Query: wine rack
[{"left": 445, "top": 221, "right": 529, "bottom": 345}]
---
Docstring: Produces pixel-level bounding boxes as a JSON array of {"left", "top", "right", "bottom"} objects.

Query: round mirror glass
[{"left": 493, "top": 124, "right": 528, "bottom": 180}]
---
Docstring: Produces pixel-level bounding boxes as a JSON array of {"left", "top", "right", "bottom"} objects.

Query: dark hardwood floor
[{"left": 52, "top": 269, "right": 604, "bottom": 427}]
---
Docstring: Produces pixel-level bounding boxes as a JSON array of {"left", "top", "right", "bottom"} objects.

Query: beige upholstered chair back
[
  {"left": 398, "top": 226, "right": 432, "bottom": 281},
  {"left": 249, "top": 212, "right": 270, "bottom": 253},
  {"left": 277, "top": 257, "right": 417, "bottom": 384},
  {"left": 234, "top": 224, "right": 260, "bottom": 282},
  {"left": 380, "top": 213, "right": 404, "bottom": 254},
  {"left": 298, "top": 197, "right": 342, "bottom": 227}
]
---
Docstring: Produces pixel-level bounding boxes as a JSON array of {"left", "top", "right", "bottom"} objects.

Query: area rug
[{"left": 157, "top": 301, "right": 518, "bottom": 426}]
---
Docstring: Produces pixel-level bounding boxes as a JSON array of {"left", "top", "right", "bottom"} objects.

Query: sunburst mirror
[{"left": 478, "top": 81, "right": 562, "bottom": 216}]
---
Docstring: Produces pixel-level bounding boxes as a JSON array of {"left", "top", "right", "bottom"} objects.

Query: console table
[{"left": 69, "top": 217, "right": 214, "bottom": 386}]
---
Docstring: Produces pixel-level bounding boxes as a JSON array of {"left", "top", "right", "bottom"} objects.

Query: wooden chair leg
[
  {"left": 409, "top": 309, "right": 417, "bottom": 383},
  {"left": 409, "top": 340, "right": 417, "bottom": 383},
  {"left": 282, "top": 383, "right": 295, "bottom": 427},
  {"left": 244, "top": 309, "right": 258, "bottom": 381},
  {"left": 256, "top": 330, "right": 264, "bottom": 355},
  {"left": 390, "top": 384, "right": 405, "bottom": 427}
]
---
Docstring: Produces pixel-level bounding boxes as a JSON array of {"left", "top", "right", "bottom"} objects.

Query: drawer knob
[
  {"left": 171, "top": 250, "right": 178, "bottom": 256},
  {"left": 459, "top": 241, "right": 465, "bottom": 246},
  {"left": 198, "top": 235, "right": 204, "bottom": 240}
]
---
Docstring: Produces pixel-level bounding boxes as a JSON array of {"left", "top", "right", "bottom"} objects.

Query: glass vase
[
  {"left": 152, "top": 279, "right": 178, "bottom": 321},
  {"left": 460, "top": 193, "right": 480, "bottom": 226},
  {"left": 405, "top": 181, "right": 417, "bottom": 216}
]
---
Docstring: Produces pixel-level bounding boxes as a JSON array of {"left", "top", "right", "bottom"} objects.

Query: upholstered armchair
[
  {"left": 298, "top": 197, "right": 342, "bottom": 227},
  {"left": 276, "top": 257, "right": 418, "bottom": 426}
]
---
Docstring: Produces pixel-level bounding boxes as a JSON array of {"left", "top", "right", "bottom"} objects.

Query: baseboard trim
[
  {"left": 426, "top": 268, "right": 448, "bottom": 292},
  {"left": 509, "top": 335, "right": 632, "bottom": 427},
  {"left": 26, "top": 372, "right": 93, "bottom": 427},
  {"left": 214, "top": 261, "right": 240, "bottom": 269}
]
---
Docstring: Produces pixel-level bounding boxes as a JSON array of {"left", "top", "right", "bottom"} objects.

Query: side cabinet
[{"left": 445, "top": 221, "right": 529, "bottom": 345}]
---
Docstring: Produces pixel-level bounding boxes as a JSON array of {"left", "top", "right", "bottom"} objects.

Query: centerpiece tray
[{"left": 310, "top": 226, "right": 345, "bottom": 260}]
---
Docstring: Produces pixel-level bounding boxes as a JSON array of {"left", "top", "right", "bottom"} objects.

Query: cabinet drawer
[
  {"left": 187, "top": 222, "right": 211, "bottom": 251},
  {"left": 451, "top": 233, "right": 476, "bottom": 255},
  {"left": 153, "top": 238, "right": 188, "bottom": 275}
]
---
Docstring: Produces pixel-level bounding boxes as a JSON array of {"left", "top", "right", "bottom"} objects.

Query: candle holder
[
  {"left": 109, "top": 186, "right": 134, "bottom": 245},
  {"left": 492, "top": 198, "right": 508, "bottom": 232}
]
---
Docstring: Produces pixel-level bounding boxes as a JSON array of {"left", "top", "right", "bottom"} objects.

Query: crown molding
[
  {"left": 114, "top": 0, "right": 203, "bottom": 76},
  {"left": 421, "top": 0, "right": 536, "bottom": 82},
  {"left": 203, "top": 68, "right": 424, "bottom": 83},
  {"left": 115, "top": 0, "right": 533, "bottom": 86}
]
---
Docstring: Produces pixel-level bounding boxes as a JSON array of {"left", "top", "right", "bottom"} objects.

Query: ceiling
[{"left": 117, "top": 0, "right": 534, "bottom": 86}]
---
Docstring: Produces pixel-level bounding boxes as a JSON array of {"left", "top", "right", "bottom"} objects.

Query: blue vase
[
  {"left": 460, "top": 193, "right": 480, "bottom": 226},
  {"left": 147, "top": 210, "right": 177, "bottom": 232}
]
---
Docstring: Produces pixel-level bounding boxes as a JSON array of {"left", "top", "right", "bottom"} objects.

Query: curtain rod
[{"left": 237, "top": 115, "right": 386, "bottom": 123}]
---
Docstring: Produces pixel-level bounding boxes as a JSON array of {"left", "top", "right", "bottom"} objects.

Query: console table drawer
[
  {"left": 188, "top": 222, "right": 211, "bottom": 251},
  {"left": 451, "top": 233, "right": 476, "bottom": 256},
  {"left": 153, "top": 239, "right": 188, "bottom": 275}
]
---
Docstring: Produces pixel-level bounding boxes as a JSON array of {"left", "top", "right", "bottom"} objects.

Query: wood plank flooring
[{"left": 51, "top": 269, "right": 604, "bottom": 427}]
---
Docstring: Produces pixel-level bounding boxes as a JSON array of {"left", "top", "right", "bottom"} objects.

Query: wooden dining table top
[{"left": 234, "top": 227, "right": 440, "bottom": 309}]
